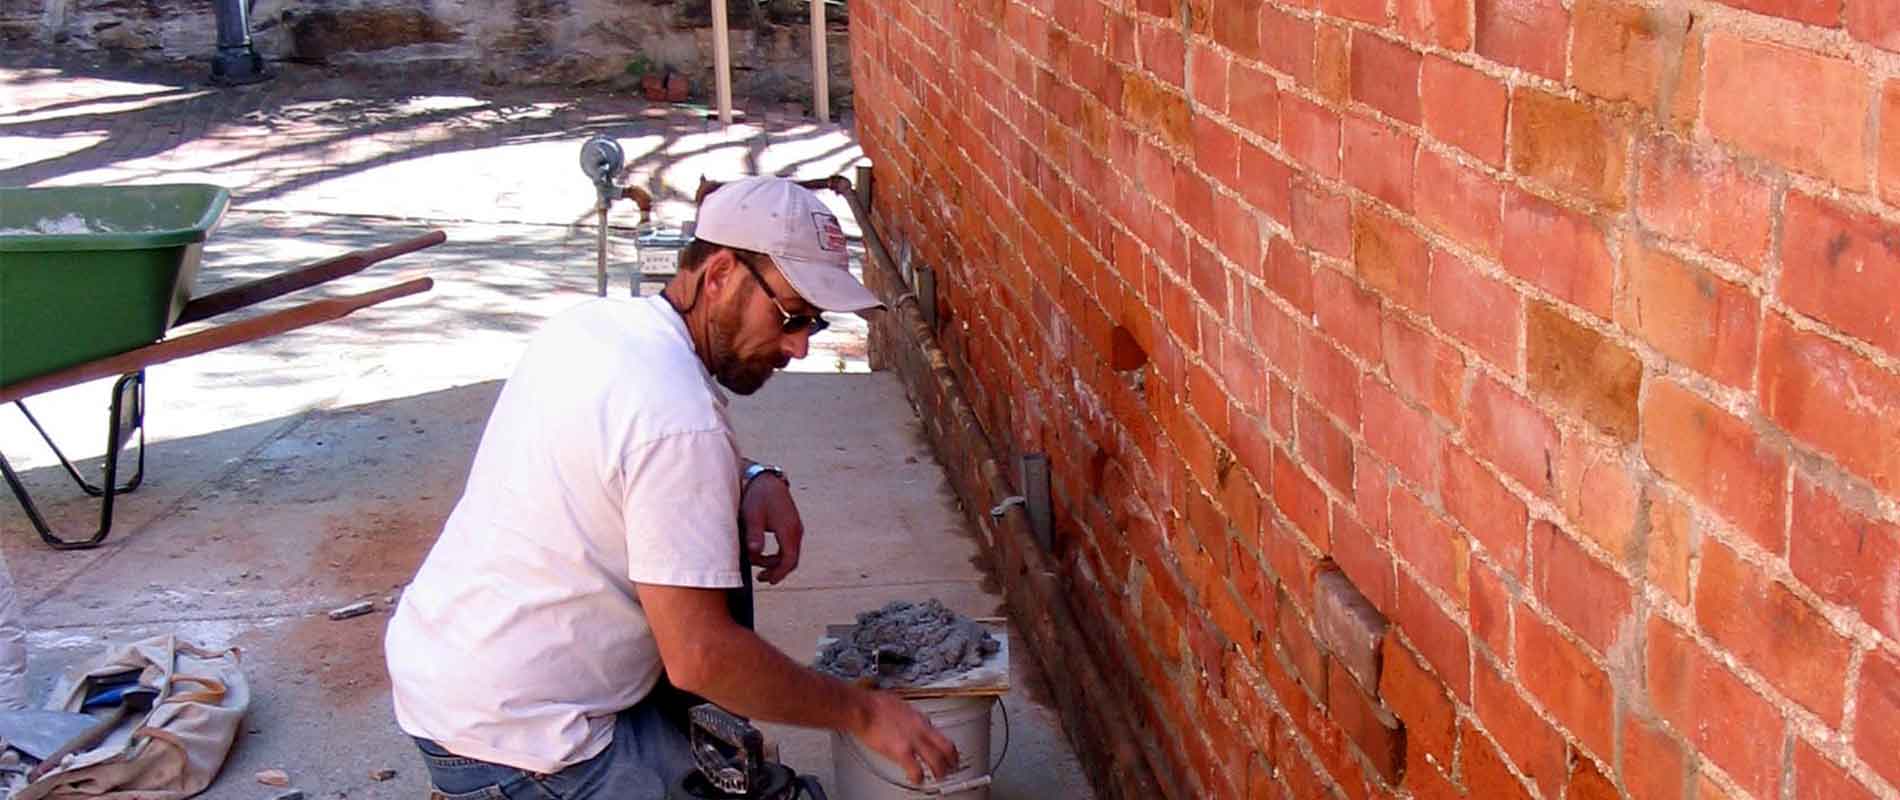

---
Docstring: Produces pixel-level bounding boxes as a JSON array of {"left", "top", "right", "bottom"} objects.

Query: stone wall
[
  {"left": 1, "top": 0, "right": 851, "bottom": 103},
  {"left": 850, "top": 0, "right": 1900, "bottom": 797}
]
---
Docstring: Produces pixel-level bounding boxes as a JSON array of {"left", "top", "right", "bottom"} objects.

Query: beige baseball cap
[{"left": 694, "top": 176, "right": 883, "bottom": 312}]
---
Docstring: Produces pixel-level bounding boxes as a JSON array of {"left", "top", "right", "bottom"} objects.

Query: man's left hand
[{"left": 741, "top": 474, "right": 804, "bottom": 585}]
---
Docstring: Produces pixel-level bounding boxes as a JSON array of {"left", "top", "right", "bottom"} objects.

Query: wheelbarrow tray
[{"left": 0, "top": 184, "right": 230, "bottom": 387}]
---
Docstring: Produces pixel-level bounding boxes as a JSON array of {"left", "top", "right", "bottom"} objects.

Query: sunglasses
[{"left": 735, "top": 253, "right": 830, "bottom": 336}]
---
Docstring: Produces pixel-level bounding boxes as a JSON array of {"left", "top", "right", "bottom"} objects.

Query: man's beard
[{"left": 709, "top": 302, "right": 786, "bottom": 395}]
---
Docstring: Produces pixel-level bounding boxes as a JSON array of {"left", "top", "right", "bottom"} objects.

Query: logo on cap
[{"left": 813, "top": 212, "right": 847, "bottom": 253}]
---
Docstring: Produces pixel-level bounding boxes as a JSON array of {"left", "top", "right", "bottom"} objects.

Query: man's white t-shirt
[{"left": 385, "top": 296, "right": 743, "bottom": 774}]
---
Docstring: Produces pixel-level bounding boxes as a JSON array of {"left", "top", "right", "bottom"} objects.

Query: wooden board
[{"left": 816, "top": 621, "right": 1010, "bottom": 698}]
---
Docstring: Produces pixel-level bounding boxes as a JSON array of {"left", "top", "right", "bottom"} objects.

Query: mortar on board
[{"left": 815, "top": 600, "right": 1011, "bottom": 800}]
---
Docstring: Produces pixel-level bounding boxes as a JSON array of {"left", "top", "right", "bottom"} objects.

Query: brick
[
  {"left": 1396, "top": 571, "right": 1471, "bottom": 701},
  {"left": 1475, "top": 0, "right": 1569, "bottom": 80},
  {"left": 1571, "top": 0, "right": 1693, "bottom": 114},
  {"left": 1500, "top": 189, "right": 1613, "bottom": 318},
  {"left": 1698, "top": 538, "right": 1854, "bottom": 724},
  {"left": 1230, "top": 63, "right": 1281, "bottom": 142},
  {"left": 1792, "top": 476, "right": 1900, "bottom": 642},
  {"left": 1189, "top": 44, "right": 1229, "bottom": 112},
  {"left": 1353, "top": 204, "right": 1431, "bottom": 312},
  {"left": 1642, "top": 379, "right": 1787, "bottom": 551},
  {"left": 1509, "top": 89, "right": 1630, "bottom": 210},
  {"left": 1646, "top": 489, "right": 1694, "bottom": 606},
  {"left": 1715, "top": 0, "right": 1843, "bottom": 25},
  {"left": 1123, "top": 70, "right": 1193, "bottom": 149},
  {"left": 1239, "top": 144, "right": 1295, "bottom": 224},
  {"left": 1621, "top": 716, "right": 1688, "bottom": 800},
  {"left": 1856, "top": 648, "right": 1900, "bottom": 788},
  {"left": 1466, "top": 376, "right": 1559, "bottom": 497},
  {"left": 1473, "top": 659, "right": 1567, "bottom": 797},
  {"left": 1414, "top": 152, "right": 1502, "bottom": 264},
  {"left": 1795, "top": 738, "right": 1876, "bottom": 800},
  {"left": 1443, "top": 445, "right": 1527, "bottom": 576},
  {"left": 1211, "top": 1, "right": 1261, "bottom": 60},
  {"left": 1460, "top": 723, "right": 1535, "bottom": 800},
  {"left": 1531, "top": 521, "right": 1631, "bottom": 653},
  {"left": 1275, "top": 448, "right": 1333, "bottom": 548},
  {"left": 1557, "top": 437, "right": 1641, "bottom": 561},
  {"left": 1333, "top": 508, "right": 1395, "bottom": 615},
  {"left": 1299, "top": 399, "right": 1357, "bottom": 495},
  {"left": 1260, "top": 5, "right": 1317, "bottom": 86},
  {"left": 1315, "top": 22, "right": 1351, "bottom": 103},
  {"left": 1350, "top": 33, "right": 1423, "bottom": 125},
  {"left": 1646, "top": 616, "right": 1786, "bottom": 800},
  {"left": 1526, "top": 303, "right": 1641, "bottom": 441},
  {"left": 1192, "top": 116, "right": 1240, "bottom": 186},
  {"left": 1343, "top": 116, "right": 1418, "bottom": 213},
  {"left": 1781, "top": 193, "right": 1900, "bottom": 359},
  {"left": 1469, "top": 559, "right": 1513, "bottom": 656},
  {"left": 1284, "top": 95, "right": 1342, "bottom": 178},
  {"left": 1139, "top": 20, "right": 1187, "bottom": 87},
  {"left": 1884, "top": 82, "right": 1900, "bottom": 205},
  {"left": 1760, "top": 315, "right": 1900, "bottom": 497},
  {"left": 1356, "top": 452, "right": 1392, "bottom": 533},
  {"left": 1324, "top": 0, "right": 1391, "bottom": 25},
  {"left": 1379, "top": 633, "right": 1454, "bottom": 765},
  {"left": 1515, "top": 611, "right": 1614, "bottom": 759},
  {"left": 1666, "top": 28, "right": 1704, "bottom": 134},
  {"left": 1428, "top": 251, "right": 1520, "bottom": 370},
  {"left": 1620, "top": 238, "right": 1759, "bottom": 390},
  {"left": 1326, "top": 660, "right": 1406, "bottom": 784},
  {"left": 1850, "top": 1, "right": 1900, "bottom": 51},
  {"left": 1265, "top": 236, "right": 1313, "bottom": 314},
  {"left": 1420, "top": 57, "right": 1507, "bottom": 167},
  {"left": 1397, "top": 0, "right": 1473, "bottom": 50},
  {"left": 1316, "top": 567, "right": 1390, "bottom": 693},
  {"left": 1634, "top": 134, "right": 1774, "bottom": 273},
  {"left": 1366, "top": 381, "right": 1447, "bottom": 494},
  {"left": 1706, "top": 34, "right": 1871, "bottom": 189},
  {"left": 1293, "top": 181, "right": 1352, "bottom": 260},
  {"left": 1316, "top": 269, "right": 1383, "bottom": 365},
  {"left": 1381, "top": 316, "right": 1463, "bottom": 422},
  {"left": 1392, "top": 489, "right": 1470, "bottom": 613},
  {"left": 1279, "top": 589, "right": 1330, "bottom": 692}
]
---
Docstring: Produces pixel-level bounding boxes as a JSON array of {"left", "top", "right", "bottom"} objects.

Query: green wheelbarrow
[{"left": 0, "top": 184, "right": 441, "bottom": 550}]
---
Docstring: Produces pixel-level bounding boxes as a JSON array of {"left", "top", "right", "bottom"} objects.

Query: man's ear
[{"left": 701, "top": 248, "right": 739, "bottom": 300}]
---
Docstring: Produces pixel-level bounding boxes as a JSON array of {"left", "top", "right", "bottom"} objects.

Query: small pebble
[
  {"left": 256, "top": 768, "right": 290, "bottom": 787},
  {"left": 327, "top": 600, "right": 375, "bottom": 621},
  {"left": 273, "top": 790, "right": 304, "bottom": 800},
  {"left": 369, "top": 769, "right": 396, "bottom": 782}
]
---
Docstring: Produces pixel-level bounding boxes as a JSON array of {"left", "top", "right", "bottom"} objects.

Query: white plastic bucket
[{"left": 831, "top": 695, "right": 996, "bottom": 800}]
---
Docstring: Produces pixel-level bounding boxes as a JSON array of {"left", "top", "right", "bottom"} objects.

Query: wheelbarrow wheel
[{"left": 0, "top": 372, "right": 146, "bottom": 550}]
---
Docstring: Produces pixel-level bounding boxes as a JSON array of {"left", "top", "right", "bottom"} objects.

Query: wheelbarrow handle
[
  {"left": 0, "top": 278, "right": 434, "bottom": 405},
  {"left": 175, "top": 230, "right": 446, "bottom": 326}
]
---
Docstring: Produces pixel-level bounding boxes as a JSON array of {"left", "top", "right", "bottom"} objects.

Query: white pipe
[
  {"left": 712, "top": 0, "right": 733, "bottom": 125},
  {"left": 812, "top": 0, "right": 829, "bottom": 122}
]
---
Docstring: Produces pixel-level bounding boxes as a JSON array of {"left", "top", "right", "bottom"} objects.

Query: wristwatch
[{"left": 744, "top": 462, "right": 787, "bottom": 490}]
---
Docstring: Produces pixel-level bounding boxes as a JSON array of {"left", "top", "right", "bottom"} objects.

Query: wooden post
[
  {"left": 712, "top": 0, "right": 734, "bottom": 125},
  {"left": 811, "top": 0, "right": 829, "bottom": 122}
]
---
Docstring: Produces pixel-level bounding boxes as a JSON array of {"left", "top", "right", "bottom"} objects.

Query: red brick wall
[{"left": 849, "top": 0, "right": 1900, "bottom": 796}]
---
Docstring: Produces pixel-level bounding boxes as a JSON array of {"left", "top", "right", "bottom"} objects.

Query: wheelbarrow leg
[{"left": 0, "top": 372, "right": 144, "bottom": 550}]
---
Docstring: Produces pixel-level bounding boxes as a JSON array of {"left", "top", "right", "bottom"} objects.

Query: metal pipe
[
  {"left": 712, "top": 0, "right": 734, "bottom": 125},
  {"left": 209, "top": 0, "right": 270, "bottom": 85},
  {"left": 596, "top": 206, "right": 610, "bottom": 297},
  {"left": 811, "top": 0, "right": 829, "bottom": 123}
]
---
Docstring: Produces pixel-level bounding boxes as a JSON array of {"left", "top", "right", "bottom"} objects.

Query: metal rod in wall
[
  {"left": 811, "top": 0, "right": 829, "bottom": 123},
  {"left": 712, "top": 0, "right": 734, "bottom": 125}
]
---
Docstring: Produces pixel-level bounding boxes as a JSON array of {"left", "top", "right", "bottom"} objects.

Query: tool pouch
[{"left": 3, "top": 635, "right": 248, "bottom": 800}]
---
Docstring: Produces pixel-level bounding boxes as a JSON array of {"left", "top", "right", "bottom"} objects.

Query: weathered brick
[
  {"left": 1571, "top": 0, "right": 1693, "bottom": 114},
  {"left": 1192, "top": 115, "right": 1239, "bottom": 187},
  {"left": 1356, "top": 451, "right": 1392, "bottom": 533},
  {"left": 1366, "top": 380, "right": 1447, "bottom": 494},
  {"left": 1278, "top": 587, "right": 1330, "bottom": 693},
  {"left": 1189, "top": 44, "right": 1229, "bottom": 113},
  {"left": 1442, "top": 444, "right": 1527, "bottom": 576},
  {"left": 1230, "top": 62, "right": 1281, "bottom": 142},
  {"left": 1476, "top": 0, "right": 1569, "bottom": 80},
  {"left": 1558, "top": 437, "right": 1641, "bottom": 561},
  {"left": 1883, "top": 81, "right": 1900, "bottom": 205},
  {"left": 1315, "top": 22, "right": 1351, "bottom": 103},
  {"left": 1316, "top": 567, "right": 1390, "bottom": 692},
  {"left": 1123, "top": 70, "right": 1193, "bottom": 149},
  {"left": 1260, "top": 5, "right": 1317, "bottom": 86},
  {"left": 1353, "top": 204, "right": 1431, "bottom": 312},
  {"left": 1850, "top": 0, "right": 1900, "bottom": 51},
  {"left": 1395, "top": 571, "right": 1471, "bottom": 702},
  {"left": 1795, "top": 738, "right": 1877, "bottom": 800},
  {"left": 1275, "top": 446, "right": 1333, "bottom": 548},
  {"left": 1315, "top": 267, "right": 1383, "bottom": 363},
  {"left": 1293, "top": 180, "right": 1352, "bottom": 260},
  {"left": 1621, "top": 238, "right": 1759, "bottom": 390},
  {"left": 1324, "top": 0, "right": 1391, "bottom": 25},
  {"left": 1325, "top": 663, "right": 1405, "bottom": 785},
  {"left": 1427, "top": 251, "right": 1520, "bottom": 370},
  {"left": 1857, "top": 647, "right": 1900, "bottom": 788},
  {"left": 1238, "top": 143, "right": 1295, "bottom": 224},
  {"left": 1397, "top": 0, "right": 1473, "bottom": 51},
  {"left": 1699, "top": 538, "right": 1854, "bottom": 724},
  {"left": 1210, "top": 1, "right": 1260, "bottom": 60},
  {"left": 1381, "top": 316, "right": 1463, "bottom": 422},
  {"left": 1469, "top": 558, "right": 1513, "bottom": 655},
  {"left": 1351, "top": 33, "right": 1423, "bottom": 125},
  {"left": 1642, "top": 379, "right": 1787, "bottom": 551},
  {"left": 1343, "top": 116, "right": 1417, "bottom": 213},
  {"left": 1459, "top": 723, "right": 1535, "bottom": 799},
  {"left": 1392, "top": 490, "right": 1471, "bottom": 614},
  {"left": 1284, "top": 95, "right": 1342, "bottom": 178},
  {"left": 1420, "top": 57, "right": 1507, "bottom": 167},
  {"left": 1500, "top": 189, "right": 1614, "bottom": 318},
  {"left": 1526, "top": 303, "right": 1641, "bottom": 441},
  {"left": 1516, "top": 610, "right": 1614, "bottom": 759},
  {"left": 1780, "top": 192, "right": 1900, "bottom": 360},
  {"left": 1634, "top": 134, "right": 1774, "bottom": 273},
  {"left": 1473, "top": 661, "right": 1565, "bottom": 797},
  {"left": 1715, "top": 0, "right": 1842, "bottom": 25},
  {"left": 1333, "top": 507, "right": 1395, "bottom": 616},
  {"left": 1621, "top": 716, "right": 1689, "bottom": 800},
  {"left": 1264, "top": 235, "right": 1313, "bottom": 315},
  {"left": 1645, "top": 489, "right": 1694, "bottom": 606},
  {"left": 1139, "top": 20, "right": 1187, "bottom": 87},
  {"left": 1705, "top": 33, "right": 1872, "bottom": 189},
  {"left": 1760, "top": 314, "right": 1900, "bottom": 497},
  {"left": 1299, "top": 399, "right": 1357, "bottom": 495},
  {"left": 1791, "top": 476, "right": 1900, "bottom": 642},
  {"left": 1509, "top": 88, "right": 1629, "bottom": 211},
  {"left": 1646, "top": 616, "right": 1786, "bottom": 800},
  {"left": 1466, "top": 376, "right": 1560, "bottom": 497},
  {"left": 1379, "top": 632, "right": 1454, "bottom": 766},
  {"left": 1531, "top": 521, "right": 1631, "bottom": 654}
]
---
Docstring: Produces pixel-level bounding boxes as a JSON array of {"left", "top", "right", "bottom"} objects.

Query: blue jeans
[{"left": 414, "top": 701, "right": 695, "bottom": 800}]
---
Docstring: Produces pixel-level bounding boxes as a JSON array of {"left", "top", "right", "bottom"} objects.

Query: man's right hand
[{"left": 850, "top": 690, "right": 961, "bottom": 785}]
